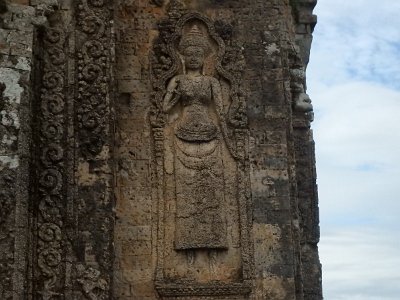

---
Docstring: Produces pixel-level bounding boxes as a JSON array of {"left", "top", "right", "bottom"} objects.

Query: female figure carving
[{"left": 163, "top": 25, "right": 228, "bottom": 251}]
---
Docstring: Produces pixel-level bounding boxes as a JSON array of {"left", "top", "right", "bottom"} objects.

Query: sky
[{"left": 307, "top": 1, "right": 400, "bottom": 299}]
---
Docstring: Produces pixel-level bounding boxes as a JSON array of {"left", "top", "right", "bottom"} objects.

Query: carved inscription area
[{"left": 163, "top": 25, "right": 228, "bottom": 251}]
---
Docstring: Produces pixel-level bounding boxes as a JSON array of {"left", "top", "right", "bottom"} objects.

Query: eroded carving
[
  {"left": 151, "top": 11, "right": 253, "bottom": 297},
  {"left": 76, "top": 0, "right": 110, "bottom": 159},
  {"left": 76, "top": 265, "right": 108, "bottom": 300},
  {"left": 75, "top": 0, "right": 114, "bottom": 299},
  {"left": 164, "top": 25, "right": 228, "bottom": 250},
  {"left": 34, "top": 25, "right": 67, "bottom": 298},
  {"left": 289, "top": 45, "right": 314, "bottom": 120}
]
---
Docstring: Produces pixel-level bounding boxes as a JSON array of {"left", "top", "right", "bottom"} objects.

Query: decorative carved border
[
  {"left": 151, "top": 10, "right": 253, "bottom": 297},
  {"left": 76, "top": 0, "right": 112, "bottom": 159},
  {"left": 31, "top": 1, "right": 115, "bottom": 298},
  {"left": 74, "top": 0, "right": 115, "bottom": 298},
  {"left": 34, "top": 25, "right": 68, "bottom": 298}
]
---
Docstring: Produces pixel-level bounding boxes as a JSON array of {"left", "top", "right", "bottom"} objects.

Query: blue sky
[{"left": 307, "top": 1, "right": 400, "bottom": 299}]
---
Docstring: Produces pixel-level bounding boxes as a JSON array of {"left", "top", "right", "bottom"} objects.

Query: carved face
[{"left": 183, "top": 46, "right": 205, "bottom": 70}]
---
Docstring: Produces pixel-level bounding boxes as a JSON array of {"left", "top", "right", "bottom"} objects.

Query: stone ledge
[{"left": 155, "top": 281, "right": 252, "bottom": 297}]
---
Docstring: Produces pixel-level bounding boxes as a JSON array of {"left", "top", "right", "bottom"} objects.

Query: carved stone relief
[
  {"left": 164, "top": 24, "right": 228, "bottom": 251},
  {"left": 150, "top": 11, "right": 253, "bottom": 297},
  {"left": 74, "top": 0, "right": 114, "bottom": 298},
  {"left": 29, "top": 1, "right": 115, "bottom": 298},
  {"left": 34, "top": 24, "right": 68, "bottom": 298},
  {"left": 1, "top": 0, "right": 322, "bottom": 299}
]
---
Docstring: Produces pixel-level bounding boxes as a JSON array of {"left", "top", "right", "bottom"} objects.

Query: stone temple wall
[{"left": 0, "top": 0, "right": 321, "bottom": 299}]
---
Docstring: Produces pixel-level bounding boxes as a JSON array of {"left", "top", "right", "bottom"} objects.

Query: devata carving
[
  {"left": 164, "top": 25, "right": 228, "bottom": 251},
  {"left": 151, "top": 11, "right": 253, "bottom": 297}
]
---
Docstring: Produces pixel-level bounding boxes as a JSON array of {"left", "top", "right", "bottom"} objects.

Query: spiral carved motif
[
  {"left": 39, "top": 169, "right": 62, "bottom": 193},
  {"left": 81, "top": 63, "right": 102, "bottom": 82},
  {"left": 38, "top": 248, "right": 62, "bottom": 272},
  {"left": 74, "top": 1, "right": 113, "bottom": 298},
  {"left": 39, "top": 196, "right": 62, "bottom": 222},
  {"left": 38, "top": 223, "right": 62, "bottom": 242},
  {"left": 43, "top": 72, "right": 64, "bottom": 91},
  {"left": 41, "top": 144, "right": 64, "bottom": 166},
  {"left": 77, "top": 0, "right": 110, "bottom": 159},
  {"left": 82, "top": 111, "right": 100, "bottom": 129},
  {"left": 41, "top": 93, "right": 65, "bottom": 115},
  {"left": 35, "top": 25, "right": 67, "bottom": 296},
  {"left": 44, "top": 28, "right": 61, "bottom": 44},
  {"left": 42, "top": 121, "right": 63, "bottom": 140},
  {"left": 81, "top": 15, "right": 103, "bottom": 35},
  {"left": 47, "top": 47, "right": 66, "bottom": 65},
  {"left": 84, "top": 40, "right": 104, "bottom": 58}
]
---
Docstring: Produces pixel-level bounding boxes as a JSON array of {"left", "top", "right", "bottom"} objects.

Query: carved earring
[{"left": 181, "top": 56, "right": 186, "bottom": 74}]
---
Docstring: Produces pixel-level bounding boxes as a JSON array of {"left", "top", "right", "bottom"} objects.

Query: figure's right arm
[{"left": 163, "top": 76, "right": 180, "bottom": 112}]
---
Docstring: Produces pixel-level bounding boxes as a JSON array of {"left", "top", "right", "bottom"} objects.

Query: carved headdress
[{"left": 178, "top": 25, "right": 210, "bottom": 54}]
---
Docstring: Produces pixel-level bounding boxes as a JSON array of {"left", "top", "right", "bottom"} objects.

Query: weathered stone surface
[{"left": 0, "top": 0, "right": 321, "bottom": 299}]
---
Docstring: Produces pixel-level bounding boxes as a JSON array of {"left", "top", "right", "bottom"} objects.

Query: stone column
[{"left": 0, "top": 2, "right": 52, "bottom": 298}]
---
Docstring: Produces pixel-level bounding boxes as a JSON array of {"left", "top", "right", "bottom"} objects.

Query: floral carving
[
  {"left": 74, "top": 1, "right": 114, "bottom": 299},
  {"left": 77, "top": 266, "right": 108, "bottom": 300},
  {"left": 39, "top": 195, "right": 62, "bottom": 222},
  {"left": 81, "top": 64, "right": 102, "bottom": 82},
  {"left": 41, "top": 93, "right": 65, "bottom": 115},
  {"left": 38, "top": 223, "right": 62, "bottom": 242},
  {"left": 39, "top": 169, "right": 62, "bottom": 192},
  {"left": 42, "top": 121, "right": 63, "bottom": 140},
  {"left": 83, "top": 40, "right": 104, "bottom": 58},
  {"left": 80, "top": 15, "right": 103, "bottom": 35},
  {"left": 76, "top": 0, "right": 110, "bottom": 159},
  {"left": 41, "top": 144, "right": 64, "bottom": 165},
  {"left": 34, "top": 24, "right": 67, "bottom": 297},
  {"left": 43, "top": 72, "right": 64, "bottom": 90},
  {"left": 47, "top": 47, "right": 65, "bottom": 65},
  {"left": 44, "top": 28, "right": 61, "bottom": 43}
]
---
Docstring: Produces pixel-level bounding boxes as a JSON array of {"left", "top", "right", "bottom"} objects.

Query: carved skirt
[{"left": 174, "top": 138, "right": 228, "bottom": 250}]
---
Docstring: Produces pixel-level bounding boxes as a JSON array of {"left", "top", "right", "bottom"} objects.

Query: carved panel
[
  {"left": 30, "top": 1, "right": 115, "bottom": 298},
  {"left": 150, "top": 11, "right": 253, "bottom": 297},
  {"left": 33, "top": 25, "right": 68, "bottom": 298},
  {"left": 76, "top": 0, "right": 112, "bottom": 159},
  {"left": 74, "top": 0, "right": 115, "bottom": 298}
]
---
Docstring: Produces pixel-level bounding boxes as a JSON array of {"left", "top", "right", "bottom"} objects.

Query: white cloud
[
  {"left": 306, "top": 0, "right": 400, "bottom": 299},
  {"left": 314, "top": 81, "right": 400, "bottom": 230},
  {"left": 321, "top": 227, "right": 400, "bottom": 300},
  {"left": 314, "top": 82, "right": 400, "bottom": 169},
  {"left": 308, "top": 0, "right": 400, "bottom": 90}
]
